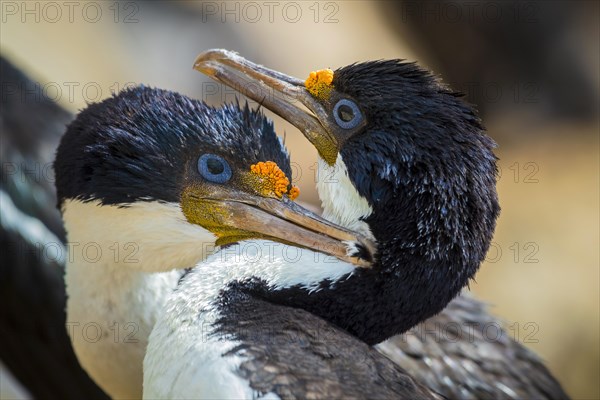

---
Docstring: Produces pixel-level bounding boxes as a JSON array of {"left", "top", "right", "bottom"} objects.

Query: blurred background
[{"left": 1, "top": 1, "right": 598, "bottom": 398}]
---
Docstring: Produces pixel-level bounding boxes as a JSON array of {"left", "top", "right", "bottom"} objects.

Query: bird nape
[
  {"left": 193, "top": 49, "right": 570, "bottom": 400},
  {"left": 53, "top": 86, "right": 381, "bottom": 399}
]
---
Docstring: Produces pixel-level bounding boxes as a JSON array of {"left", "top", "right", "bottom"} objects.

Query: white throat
[
  {"left": 317, "top": 155, "right": 374, "bottom": 238},
  {"left": 62, "top": 199, "right": 217, "bottom": 399},
  {"left": 143, "top": 240, "right": 356, "bottom": 399}
]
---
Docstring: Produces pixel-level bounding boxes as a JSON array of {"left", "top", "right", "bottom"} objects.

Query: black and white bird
[
  {"left": 1, "top": 50, "right": 568, "bottom": 400},
  {"left": 193, "top": 49, "right": 569, "bottom": 399},
  {"left": 53, "top": 86, "right": 375, "bottom": 399},
  {"left": 141, "top": 49, "right": 500, "bottom": 398}
]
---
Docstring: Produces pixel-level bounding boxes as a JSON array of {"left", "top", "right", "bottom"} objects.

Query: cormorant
[
  {"left": 143, "top": 48, "right": 499, "bottom": 397},
  {"left": 53, "top": 86, "right": 374, "bottom": 399},
  {"left": 192, "top": 49, "right": 569, "bottom": 399}
]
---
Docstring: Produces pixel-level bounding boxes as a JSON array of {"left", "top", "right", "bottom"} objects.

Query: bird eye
[
  {"left": 333, "top": 98, "right": 363, "bottom": 129},
  {"left": 197, "top": 154, "right": 232, "bottom": 184}
]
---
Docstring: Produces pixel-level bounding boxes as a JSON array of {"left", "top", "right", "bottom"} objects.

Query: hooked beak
[
  {"left": 182, "top": 185, "right": 375, "bottom": 268},
  {"left": 193, "top": 49, "right": 339, "bottom": 165}
]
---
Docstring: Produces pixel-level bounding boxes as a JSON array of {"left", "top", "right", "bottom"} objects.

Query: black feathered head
[
  {"left": 54, "top": 86, "right": 374, "bottom": 273},
  {"left": 55, "top": 86, "right": 291, "bottom": 208}
]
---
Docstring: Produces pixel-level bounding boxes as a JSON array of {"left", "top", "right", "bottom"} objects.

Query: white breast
[
  {"left": 143, "top": 240, "right": 356, "bottom": 399},
  {"left": 62, "top": 199, "right": 217, "bottom": 399}
]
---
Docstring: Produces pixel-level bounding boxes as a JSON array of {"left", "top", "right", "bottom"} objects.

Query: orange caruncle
[
  {"left": 250, "top": 161, "right": 300, "bottom": 200},
  {"left": 305, "top": 68, "right": 334, "bottom": 100},
  {"left": 288, "top": 186, "right": 300, "bottom": 201}
]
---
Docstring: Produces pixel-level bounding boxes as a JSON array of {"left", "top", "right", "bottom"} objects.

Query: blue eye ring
[
  {"left": 333, "top": 98, "right": 363, "bottom": 129},
  {"left": 197, "top": 154, "right": 232, "bottom": 184}
]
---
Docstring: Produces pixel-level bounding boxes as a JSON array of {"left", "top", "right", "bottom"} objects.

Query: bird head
[
  {"left": 194, "top": 50, "right": 500, "bottom": 343},
  {"left": 54, "top": 86, "right": 374, "bottom": 273}
]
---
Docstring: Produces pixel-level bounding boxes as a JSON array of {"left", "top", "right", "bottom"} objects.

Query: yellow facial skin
[
  {"left": 304, "top": 69, "right": 340, "bottom": 164},
  {"left": 309, "top": 131, "right": 338, "bottom": 167},
  {"left": 181, "top": 160, "right": 299, "bottom": 247},
  {"left": 180, "top": 187, "right": 245, "bottom": 246}
]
